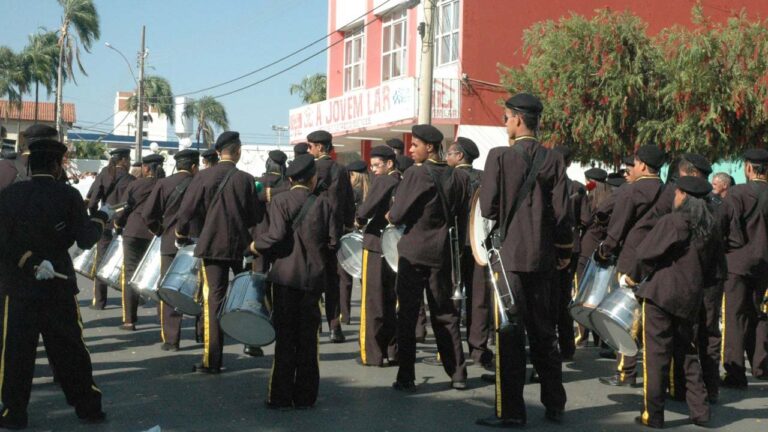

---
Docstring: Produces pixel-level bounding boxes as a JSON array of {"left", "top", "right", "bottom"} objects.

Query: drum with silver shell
[
  {"left": 337, "top": 231, "right": 364, "bottom": 279},
  {"left": 569, "top": 256, "right": 617, "bottom": 331},
  {"left": 381, "top": 224, "right": 404, "bottom": 272},
  {"left": 157, "top": 245, "right": 202, "bottom": 316},
  {"left": 96, "top": 235, "right": 124, "bottom": 291},
  {"left": 128, "top": 236, "right": 162, "bottom": 302},
  {"left": 468, "top": 189, "right": 495, "bottom": 266},
  {"left": 590, "top": 286, "right": 640, "bottom": 356},
  {"left": 219, "top": 271, "right": 275, "bottom": 346},
  {"left": 72, "top": 246, "right": 97, "bottom": 279}
]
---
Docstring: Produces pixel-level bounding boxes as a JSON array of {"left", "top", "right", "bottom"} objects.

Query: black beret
[
  {"left": 201, "top": 148, "right": 218, "bottom": 160},
  {"left": 370, "top": 145, "right": 396, "bottom": 160},
  {"left": 27, "top": 138, "right": 67, "bottom": 155},
  {"left": 622, "top": 155, "right": 635, "bottom": 167},
  {"left": 743, "top": 148, "right": 768, "bottom": 164},
  {"left": 346, "top": 160, "right": 368, "bottom": 173},
  {"left": 676, "top": 175, "right": 712, "bottom": 198},
  {"left": 294, "top": 142, "right": 309, "bottom": 155},
  {"left": 286, "top": 154, "right": 316, "bottom": 179},
  {"left": 606, "top": 172, "right": 626, "bottom": 188},
  {"left": 396, "top": 154, "right": 414, "bottom": 172},
  {"left": 214, "top": 131, "right": 241, "bottom": 151},
  {"left": 385, "top": 138, "right": 405, "bottom": 151},
  {"left": 682, "top": 153, "right": 712, "bottom": 176},
  {"left": 268, "top": 150, "right": 287, "bottom": 166},
  {"left": 504, "top": 92, "right": 543, "bottom": 115},
  {"left": 23, "top": 124, "right": 58, "bottom": 141},
  {"left": 174, "top": 149, "right": 200, "bottom": 162},
  {"left": 552, "top": 145, "right": 572, "bottom": 161},
  {"left": 636, "top": 145, "right": 665, "bottom": 169},
  {"left": 411, "top": 124, "right": 443, "bottom": 144},
  {"left": 110, "top": 148, "right": 131, "bottom": 157},
  {"left": 307, "top": 130, "right": 332, "bottom": 144},
  {"left": 455, "top": 137, "right": 479, "bottom": 160},
  {"left": 584, "top": 167, "right": 608, "bottom": 182},
  {"left": 142, "top": 154, "right": 164, "bottom": 164}
]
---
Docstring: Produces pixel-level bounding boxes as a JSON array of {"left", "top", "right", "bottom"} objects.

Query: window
[
  {"left": 435, "top": 0, "right": 459, "bottom": 65},
  {"left": 344, "top": 27, "right": 365, "bottom": 92},
  {"left": 382, "top": 9, "right": 407, "bottom": 81}
]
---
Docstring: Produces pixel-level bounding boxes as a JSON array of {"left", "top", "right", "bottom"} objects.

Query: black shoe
[
  {"left": 529, "top": 370, "right": 540, "bottom": 384},
  {"left": 161, "top": 343, "right": 179, "bottom": 352},
  {"left": 599, "top": 374, "right": 636, "bottom": 387},
  {"left": 635, "top": 416, "right": 662, "bottom": 429},
  {"left": 88, "top": 304, "right": 104, "bottom": 311},
  {"left": 692, "top": 418, "right": 711, "bottom": 427},
  {"left": 392, "top": 380, "right": 416, "bottom": 392},
  {"left": 475, "top": 416, "right": 525, "bottom": 428},
  {"left": 329, "top": 328, "right": 346, "bottom": 343},
  {"left": 719, "top": 375, "right": 747, "bottom": 389},
  {"left": 451, "top": 380, "right": 468, "bottom": 390},
  {"left": 561, "top": 353, "right": 574, "bottom": 362},
  {"left": 78, "top": 410, "right": 106, "bottom": 424},
  {"left": 481, "top": 373, "right": 496, "bottom": 384},
  {"left": 243, "top": 345, "right": 264, "bottom": 357},
  {"left": 118, "top": 323, "right": 135, "bottom": 331},
  {"left": 422, "top": 356, "right": 442, "bottom": 366},
  {"left": 545, "top": 408, "right": 563, "bottom": 423},
  {"left": 264, "top": 401, "right": 292, "bottom": 411},
  {"left": 0, "top": 414, "right": 28, "bottom": 430},
  {"left": 599, "top": 348, "right": 617, "bottom": 359},
  {"left": 384, "top": 358, "right": 398, "bottom": 367},
  {"left": 193, "top": 364, "right": 223, "bottom": 374}
]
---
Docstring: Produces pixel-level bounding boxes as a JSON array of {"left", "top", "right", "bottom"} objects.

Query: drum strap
[
  {"left": 499, "top": 144, "right": 547, "bottom": 242},
  {"left": 165, "top": 176, "right": 194, "bottom": 214},
  {"left": 208, "top": 166, "right": 237, "bottom": 210},
  {"left": 292, "top": 194, "right": 318, "bottom": 230},
  {"left": 425, "top": 165, "right": 455, "bottom": 230},
  {"left": 103, "top": 172, "right": 131, "bottom": 203}
]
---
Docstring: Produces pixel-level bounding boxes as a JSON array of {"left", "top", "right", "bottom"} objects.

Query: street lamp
[
  {"left": 104, "top": 42, "right": 138, "bottom": 85},
  {"left": 272, "top": 125, "right": 289, "bottom": 146}
]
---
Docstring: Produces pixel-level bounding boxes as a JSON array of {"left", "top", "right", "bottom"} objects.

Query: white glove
[
  {"left": 619, "top": 274, "right": 632, "bottom": 289},
  {"left": 242, "top": 254, "right": 254, "bottom": 268},
  {"left": 35, "top": 260, "right": 56, "bottom": 281},
  {"left": 98, "top": 203, "right": 117, "bottom": 221}
]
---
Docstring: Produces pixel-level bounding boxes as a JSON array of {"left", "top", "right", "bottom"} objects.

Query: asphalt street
[{"left": 19, "top": 274, "right": 768, "bottom": 431}]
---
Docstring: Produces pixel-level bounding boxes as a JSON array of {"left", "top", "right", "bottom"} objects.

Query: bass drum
[
  {"left": 468, "top": 189, "right": 494, "bottom": 266},
  {"left": 96, "top": 235, "right": 124, "bottom": 291},
  {"left": 220, "top": 272, "right": 275, "bottom": 346},
  {"left": 591, "top": 287, "right": 640, "bottom": 356},
  {"left": 381, "top": 225, "right": 404, "bottom": 272},
  {"left": 129, "top": 236, "right": 162, "bottom": 302},
  {"left": 569, "top": 256, "right": 618, "bottom": 331},
  {"left": 157, "top": 245, "right": 202, "bottom": 316},
  {"left": 337, "top": 231, "right": 364, "bottom": 279},
  {"left": 72, "top": 246, "right": 97, "bottom": 279}
]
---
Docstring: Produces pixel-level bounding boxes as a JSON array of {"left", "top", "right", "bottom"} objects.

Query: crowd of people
[{"left": 0, "top": 91, "right": 766, "bottom": 429}]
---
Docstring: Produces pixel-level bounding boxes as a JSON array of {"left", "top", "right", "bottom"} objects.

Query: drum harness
[{"left": 425, "top": 165, "right": 464, "bottom": 302}]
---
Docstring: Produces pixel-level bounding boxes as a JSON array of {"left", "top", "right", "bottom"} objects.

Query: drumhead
[
  {"left": 381, "top": 225, "right": 403, "bottom": 272},
  {"left": 337, "top": 232, "right": 363, "bottom": 279},
  {"left": 158, "top": 288, "right": 202, "bottom": 316},
  {"left": 469, "top": 189, "right": 493, "bottom": 267},
  {"left": 591, "top": 313, "right": 638, "bottom": 356},
  {"left": 220, "top": 311, "right": 275, "bottom": 346},
  {"left": 569, "top": 304, "right": 598, "bottom": 331}
]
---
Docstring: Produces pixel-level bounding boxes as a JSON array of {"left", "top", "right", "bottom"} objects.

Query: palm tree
[
  {"left": 22, "top": 30, "right": 60, "bottom": 123},
  {"left": 183, "top": 96, "right": 229, "bottom": 149},
  {"left": 55, "top": 0, "right": 100, "bottom": 141},
  {"left": 0, "top": 47, "right": 28, "bottom": 127},
  {"left": 127, "top": 75, "right": 175, "bottom": 125},
  {"left": 289, "top": 73, "right": 327, "bottom": 104}
]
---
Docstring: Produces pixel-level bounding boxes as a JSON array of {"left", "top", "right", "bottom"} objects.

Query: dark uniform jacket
[
  {"left": 357, "top": 171, "right": 400, "bottom": 253},
  {"left": 567, "top": 179, "right": 586, "bottom": 255},
  {"left": 176, "top": 161, "right": 263, "bottom": 261},
  {"left": 142, "top": 171, "right": 195, "bottom": 255},
  {"left": 601, "top": 175, "right": 663, "bottom": 275},
  {"left": 254, "top": 186, "right": 337, "bottom": 291},
  {"left": 479, "top": 139, "right": 572, "bottom": 272},
  {"left": 456, "top": 164, "right": 482, "bottom": 247},
  {"left": 316, "top": 155, "right": 355, "bottom": 230},
  {"left": 0, "top": 156, "right": 28, "bottom": 190},
  {"left": 630, "top": 211, "right": 717, "bottom": 320},
  {"left": 86, "top": 166, "right": 135, "bottom": 214},
  {"left": 580, "top": 190, "right": 618, "bottom": 262},
  {"left": 0, "top": 176, "right": 105, "bottom": 298},
  {"left": 723, "top": 180, "right": 768, "bottom": 277},
  {"left": 257, "top": 172, "right": 289, "bottom": 204},
  {"left": 115, "top": 176, "right": 158, "bottom": 240},
  {"left": 388, "top": 160, "right": 470, "bottom": 268}
]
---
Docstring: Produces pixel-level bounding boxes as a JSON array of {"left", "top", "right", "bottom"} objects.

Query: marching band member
[
  {"left": 388, "top": 124, "right": 469, "bottom": 392},
  {"left": 340, "top": 159, "right": 368, "bottom": 324},
  {"left": 143, "top": 149, "right": 200, "bottom": 350},
  {"left": 356, "top": 145, "right": 400, "bottom": 367},
  {"left": 477, "top": 93, "right": 572, "bottom": 427},
  {"left": 201, "top": 148, "right": 219, "bottom": 169},
  {"left": 175, "top": 132, "right": 263, "bottom": 374},
  {"left": 114, "top": 154, "right": 165, "bottom": 330}
]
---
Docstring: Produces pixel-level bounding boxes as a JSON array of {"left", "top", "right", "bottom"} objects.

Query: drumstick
[{"left": 33, "top": 265, "right": 69, "bottom": 280}]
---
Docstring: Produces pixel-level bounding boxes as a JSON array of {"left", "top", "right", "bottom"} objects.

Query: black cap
[
  {"left": 27, "top": 138, "right": 67, "bottom": 155},
  {"left": 622, "top": 155, "right": 635, "bottom": 167},
  {"left": 347, "top": 160, "right": 368, "bottom": 173},
  {"left": 606, "top": 172, "right": 626, "bottom": 188},
  {"left": 584, "top": 167, "right": 608, "bottom": 182},
  {"left": 214, "top": 131, "right": 241, "bottom": 151},
  {"left": 142, "top": 154, "right": 164, "bottom": 164},
  {"left": 201, "top": 148, "right": 218, "bottom": 160},
  {"left": 385, "top": 138, "right": 405, "bottom": 151},
  {"left": 504, "top": 92, "right": 543, "bottom": 115},
  {"left": 294, "top": 142, "right": 309, "bottom": 155},
  {"left": 370, "top": 145, "right": 396, "bottom": 160},
  {"left": 681, "top": 153, "right": 712, "bottom": 176},
  {"left": 307, "top": 130, "right": 332, "bottom": 145},
  {"left": 174, "top": 149, "right": 200, "bottom": 162},
  {"left": 286, "top": 154, "right": 316, "bottom": 180},
  {"left": 411, "top": 124, "right": 443, "bottom": 144},
  {"left": 396, "top": 154, "right": 414, "bottom": 172},
  {"left": 23, "top": 124, "right": 58, "bottom": 142},
  {"left": 636, "top": 145, "right": 665, "bottom": 169},
  {"left": 676, "top": 175, "right": 712, "bottom": 198},
  {"left": 455, "top": 137, "right": 479, "bottom": 160},
  {"left": 268, "top": 150, "right": 287, "bottom": 166},
  {"left": 110, "top": 148, "right": 131, "bottom": 158},
  {"left": 744, "top": 148, "right": 768, "bottom": 164}
]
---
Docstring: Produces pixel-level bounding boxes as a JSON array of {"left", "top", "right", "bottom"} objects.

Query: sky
[{"left": 0, "top": 0, "right": 328, "bottom": 145}]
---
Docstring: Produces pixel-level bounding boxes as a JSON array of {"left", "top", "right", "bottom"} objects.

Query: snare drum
[
  {"left": 72, "top": 246, "right": 97, "bottom": 279},
  {"left": 338, "top": 231, "right": 364, "bottom": 279},
  {"left": 569, "top": 256, "right": 617, "bottom": 330},
  {"left": 129, "top": 236, "right": 162, "bottom": 302},
  {"left": 157, "top": 245, "right": 202, "bottom": 316},
  {"left": 468, "top": 189, "right": 494, "bottom": 266},
  {"left": 220, "top": 272, "right": 275, "bottom": 346},
  {"left": 590, "top": 286, "right": 640, "bottom": 356},
  {"left": 96, "top": 235, "right": 124, "bottom": 291},
  {"left": 381, "top": 225, "right": 404, "bottom": 272}
]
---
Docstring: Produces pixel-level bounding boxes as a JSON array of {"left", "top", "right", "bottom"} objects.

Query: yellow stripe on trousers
[
  {"left": 720, "top": 294, "right": 726, "bottom": 366},
  {"left": 360, "top": 250, "right": 369, "bottom": 365},
  {"left": 74, "top": 296, "right": 102, "bottom": 394},
  {"left": 493, "top": 272, "right": 502, "bottom": 418},
  {"left": 91, "top": 249, "right": 99, "bottom": 306},
  {"left": 120, "top": 262, "right": 127, "bottom": 322},
  {"left": 641, "top": 301, "right": 650, "bottom": 423},
  {"left": 201, "top": 264, "right": 211, "bottom": 368},
  {"left": 0, "top": 297, "right": 9, "bottom": 402},
  {"left": 669, "top": 357, "right": 675, "bottom": 398},
  {"left": 160, "top": 302, "right": 166, "bottom": 343}
]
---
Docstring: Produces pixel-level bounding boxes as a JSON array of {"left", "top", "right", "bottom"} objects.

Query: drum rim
[
  {"left": 468, "top": 189, "right": 489, "bottom": 267},
  {"left": 381, "top": 225, "right": 403, "bottom": 272},
  {"left": 157, "top": 288, "right": 202, "bottom": 316},
  {"left": 220, "top": 310, "right": 275, "bottom": 346},
  {"left": 591, "top": 315, "right": 638, "bottom": 356}
]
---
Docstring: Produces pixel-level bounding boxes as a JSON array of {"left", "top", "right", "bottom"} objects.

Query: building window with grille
[
  {"left": 344, "top": 26, "right": 365, "bottom": 92},
  {"left": 382, "top": 9, "right": 407, "bottom": 81},
  {"left": 435, "top": 0, "right": 459, "bottom": 66}
]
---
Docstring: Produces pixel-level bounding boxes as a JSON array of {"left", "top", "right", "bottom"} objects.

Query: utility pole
[
  {"left": 417, "top": 0, "right": 436, "bottom": 124},
  {"left": 134, "top": 25, "right": 146, "bottom": 163}
]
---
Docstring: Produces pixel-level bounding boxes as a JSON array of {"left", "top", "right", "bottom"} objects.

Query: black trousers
[
  {"left": 268, "top": 285, "right": 321, "bottom": 408},
  {"left": 463, "top": 246, "right": 493, "bottom": 364},
  {"left": 339, "top": 261, "right": 353, "bottom": 325},
  {"left": 722, "top": 273, "right": 768, "bottom": 384},
  {"left": 555, "top": 256, "right": 578, "bottom": 358},
  {"left": 159, "top": 254, "right": 184, "bottom": 346},
  {"left": 495, "top": 271, "right": 565, "bottom": 421},
  {"left": 395, "top": 257, "right": 466, "bottom": 384},
  {"left": 201, "top": 259, "right": 243, "bottom": 370},
  {"left": 359, "top": 249, "right": 397, "bottom": 365},
  {"left": 91, "top": 231, "right": 113, "bottom": 308},
  {"left": 323, "top": 253, "right": 342, "bottom": 332},
  {"left": 0, "top": 294, "right": 102, "bottom": 422},
  {"left": 639, "top": 300, "right": 709, "bottom": 428},
  {"left": 121, "top": 236, "right": 151, "bottom": 324}
]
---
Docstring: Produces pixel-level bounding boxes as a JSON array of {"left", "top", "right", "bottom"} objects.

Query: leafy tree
[
  {"left": 0, "top": 47, "right": 28, "bottom": 125},
  {"left": 71, "top": 139, "right": 106, "bottom": 159},
  {"left": 290, "top": 73, "right": 327, "bottom": 104},
  {"left": 127, "top": 75, "right": 175, "bottom": 124},
  {"left": 183, "top": 96, "right": 229, "bottom": 149},
  {"left": 22, "top": 30, "right": 60, "bottom": 123}
]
